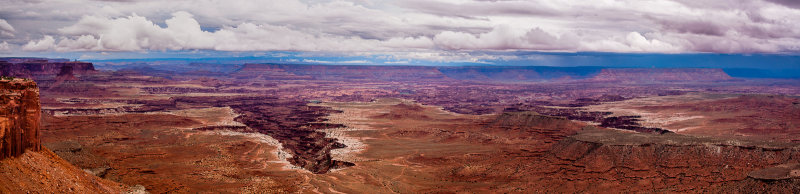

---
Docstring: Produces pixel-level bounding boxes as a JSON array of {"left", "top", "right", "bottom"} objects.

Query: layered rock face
[
  {"left": 232, "top": 64, "right": 313, "bottom": 80},
  {"left": 590, "top": 68, "right": 733, "bottom": 82},
  {"left": 438, "top": 66, "right": 603, "bottom": 82},
  {"left": 0, "top": 78, "right": 127, "bottom": 192},
  {"left": 0, "top": 78, "right": 41, "bottom": 159},
  {"left": 482, "top": 112, "right": 585, "bottom": 154},
  {"left": 540, "top": 129, "right": 800, "bottom": 192},
  {"left": 0, "top": 57, "right": 69, "bottom": 63},
  {"left": 0, "top": 59, "right": 95, "bottom": 79}
]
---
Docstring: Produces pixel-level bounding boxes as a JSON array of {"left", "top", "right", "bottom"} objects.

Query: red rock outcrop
[
  {"left": 0, "top": 78, "right": 41, "bottom": 159},
  {"left": 590, "top": 68, "right": 733, "bottom": 83},
  {"left": 482, "top": 112, "right": 585, "bottom": 154},
  {"left": 638, "top": 94, "right": 800, "bottom": 141},
  {"left": 537, "top": 129, "right": 800, "bottom": 192},
  {"left": 232, "top": 64, "right": 312, "bottom": 80},
  {"left": 0, "top": 78, "right": 127, "bottom": 193},
  {"left": 0, "top": 59, "right": 95, "bottom": 79},
  {"left": 56, "top": 65, "right": 79, "bottom": 81},
  {"left": 0, "top": 149, "right": 128, "bottom": 193}
]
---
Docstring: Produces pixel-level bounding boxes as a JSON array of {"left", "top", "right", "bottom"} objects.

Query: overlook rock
[
  {"left": 0, "top": 78, "right": 127, "bottom": 193},
  {"left": 0, "top": 78, "right": 41, "bottom": 159}
]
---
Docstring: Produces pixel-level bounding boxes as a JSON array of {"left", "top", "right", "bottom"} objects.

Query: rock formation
[
  {"left": 590, "top": 68, "right": 733, "bottom": 83},
  {"left": 56, "top": 65, "right": 79, "bottom": 81},
  {"left": 539, "top": 129, "right": 800, "bottom": 192},
  {"left": 234, "top": 64, "right": 448, "bottom": 81},
  {"left": 0, "top": 78, "right": 41, "bottom": 159},
  {"left": 483, "top": 112, "right": 585, "bottom": 154},
  {"left": 0, "top": 60, "right": 95, "bottom": 79},
  {"left": 486, "top": 112, "right": 583, "bottom": 134},
  {"left": 0, "top": 78, "right": 127, "bottom": 193},
  {"left": 128, "top": 96, "right": 354, "bottom": 173},
  {"left": 438, "top": 66, "right": 603, "bottom": 82}
]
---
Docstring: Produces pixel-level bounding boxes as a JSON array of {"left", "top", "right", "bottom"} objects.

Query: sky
[{"left": 1, "top": 0, "right": 800, "bottom": 66}]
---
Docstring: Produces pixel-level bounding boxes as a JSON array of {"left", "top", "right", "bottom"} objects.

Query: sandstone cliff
[
  {"left": 0, "top": 78, "right": 128, "bottom": 193},
  {"left": 0, "top": 60, "right": 95, "bottom": 79},
  {"left": 539, "top": 129, "right": 800, "bottom": 192},
  {"left": 0, "top": 78, "right": 41, "bottom": 159}
]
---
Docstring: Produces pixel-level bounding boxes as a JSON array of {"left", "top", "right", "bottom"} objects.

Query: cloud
[
  {"left": 382, "top": 36, "right": 435, "bottom": 49},
  {"left": 657, "top": 19, "right": 727, "bottom": 36},
  {"left": 397, "top": 0, "right": 558, "bottom": 18},
  {"left": 50, "top": 12, "right": 387, "bottom": 52},
  {"left": 0, "top": 19, "right": 15, "bottom": 37},
  {"left": 578, "top": 32, "right": 681, "bottom": 53},
  {"left": 432, "top": 25, "right": 580, "bottom": 51},
  {"left": 623, "top": 32, "right": 681, "bottom": 52},
  {"left": 5, "top": 0, "right": 800, "bottom": 54},
  {"left": 0, "top": 41, "right": 11, "bottom": 51},
  {"left": 765, "top": 0, "right": 800, "bottom": 9},
  {"left": 430, "top": 25, "right": 679, "bottom": 53},
  {"left": 22, "top": 35, "right": 55, "bottom": 51}
]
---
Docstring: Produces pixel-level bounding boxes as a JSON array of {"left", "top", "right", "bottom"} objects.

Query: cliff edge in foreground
[
  {"left": 0, "top": 78, "right": 40, "bottom": 159},
  {"left": 0, "top": 78, "right": 129, "bottom": 193}
]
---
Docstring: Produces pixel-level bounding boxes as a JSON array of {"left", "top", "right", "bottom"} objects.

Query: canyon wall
[
  {"left": 539, "top": 129, "right": 800, "bottom": 192},
  {"left": 0, "top": 78, "right": 41, "bottom": 159},
  {"left": 590, "top": 68, "right": 733, "bottom": 83},
  {"left": 235, "top": 64, "right": 448, "bottom": 81},
  {"left": 0, "top": 59, "right": 95, "bottom": 79},
  {"left": 438, "top": 66, "right": 603, "bottom": 82}
]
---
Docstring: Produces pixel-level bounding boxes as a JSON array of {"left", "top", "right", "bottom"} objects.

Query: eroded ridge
[{"left": 538, "top": 129, "right": 800, "bottom": 192}]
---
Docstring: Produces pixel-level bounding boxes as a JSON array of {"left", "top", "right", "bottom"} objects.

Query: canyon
[{"left": 2, "top": 58, "right": 799, "bottom": 192}]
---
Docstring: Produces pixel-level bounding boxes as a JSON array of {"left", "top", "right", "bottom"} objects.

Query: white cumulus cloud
[
  {"left": 0, "top": 41, "right": 11, "bottom": 51},
  {"left": 23, "top": 35, "right": 55, "bottom": 51},
  {"left": 0, "top": 19, "right": 15, "bottom": 37}
]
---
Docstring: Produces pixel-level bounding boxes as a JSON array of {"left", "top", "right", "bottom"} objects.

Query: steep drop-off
[
  {"left": 129, "top": 96, "right": 353, "bottom": 173},
  {"left": 0, "top": 78, "right": 127, "bottom": 193},
  {"left": 0, "top": 78, "right": 41, "bottom": 159},
  {"left": 538, "top": 129, "right": 800, "bottom": 192},
  {"left": 0, "top": 60, "right": 95, "bottom": 79}
]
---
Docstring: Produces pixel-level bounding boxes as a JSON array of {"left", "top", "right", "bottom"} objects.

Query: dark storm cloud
[
  {"left": 657, "top": 19, "right": 728, "bottom": 36},
  {"left": 765, "top": 0, "right": 800, "bottom": 9},
  {"left": 397, "top": 0, "right": 559, "bottom": 18}
]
